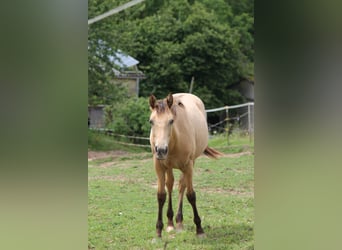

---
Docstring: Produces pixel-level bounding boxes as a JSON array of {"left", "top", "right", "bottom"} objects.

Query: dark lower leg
[
  {"left": 186, "top": 191, "right": 204, "bottom": 235},
  {"left": 156, "top": 192, "right": 166, "bottom": 237},
  {"left": 176, "top": 175, "right": 185, "bottom": 230},
  {"left": 175, "top": 200, "right": 183, "bottom": 224},
  {"left": 166, "top": 193, "right": 174, "bottom": 229}
]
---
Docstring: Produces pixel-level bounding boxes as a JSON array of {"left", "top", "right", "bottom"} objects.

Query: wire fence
[
  {"left": 206, "top": 102, "right": 254, "bottom": 143},
  {"left": 90, "top": 102, "right": 254, "bottom": 147},
  {"left": 90, "top": 127, "right": 151, "bottom": 148}
]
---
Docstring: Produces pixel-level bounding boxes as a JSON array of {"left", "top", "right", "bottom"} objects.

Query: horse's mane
[
  {"left": 154, "top": 100, "right": 167, "bottom": 113},
  {"left": 154, "top": 99, "right": 184, "bottom": 116}
]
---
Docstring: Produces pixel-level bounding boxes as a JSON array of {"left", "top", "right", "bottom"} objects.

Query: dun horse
[{"left": 149, "top": 93, "right": 222, "bottom": 237}]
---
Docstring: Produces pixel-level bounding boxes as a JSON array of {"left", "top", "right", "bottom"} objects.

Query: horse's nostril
[
  {"left": 155, "top": 146, "right": 168, "bottom": 156},
  {"left": 159, "top": 147, "right": 168, "bottom": 155}
]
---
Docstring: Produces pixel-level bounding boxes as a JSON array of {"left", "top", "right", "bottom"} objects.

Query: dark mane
[
  {"left": 154, "top": 99, "right": 178, "bottom": 115},
  {"left": 155, "top": 100, "right": 166, "bottom": 113}
]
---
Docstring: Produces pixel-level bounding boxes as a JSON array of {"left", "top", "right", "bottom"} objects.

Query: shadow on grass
[
  {"left": 159, "top": 223, "right": 254, "bottom": 249},
  {"left": 192, "top": 223, "right": 254, "bottom": 249}
]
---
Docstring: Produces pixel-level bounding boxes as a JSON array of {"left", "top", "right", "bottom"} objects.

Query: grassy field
[{"left": 88, "top": 133, "right": 254, "bottom": 250}]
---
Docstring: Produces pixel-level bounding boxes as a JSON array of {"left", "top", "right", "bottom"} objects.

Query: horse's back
[
  {"left": 173, "top": 93, "right": 208, "bottom": 158},
  {"left": 173, "top": 93, "right": 206, "bottom": 117}
]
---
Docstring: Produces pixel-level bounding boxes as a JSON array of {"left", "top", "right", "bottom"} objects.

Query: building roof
[{"left": 108, "top": 50, "right": 139, "bottom": 68}]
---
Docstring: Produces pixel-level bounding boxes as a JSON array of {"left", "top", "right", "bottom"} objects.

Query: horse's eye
[
  {"left": 169, "top": 119, "right": 174, "bottom": 125},
  {"left": 149, "top": 120, "right": 154, "bottom": 126}
]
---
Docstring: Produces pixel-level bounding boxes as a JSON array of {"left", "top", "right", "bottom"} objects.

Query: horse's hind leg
[
  {"left": 186, "top": 190, "right": 205, "bottom": 236},
  {"left": 166, "top": 169, "right": 175, "bottom": 232},
  {"left": 175, "top": 173, "right": 186, "bottom": 231},
  {"left": 155, "top": 160, "right": 166, "bottom": 237},
  {"left": 184, "top": 162, "right": 205, "bottom": 236}
]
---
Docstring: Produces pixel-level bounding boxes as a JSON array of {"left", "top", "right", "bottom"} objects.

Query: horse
[{"left": 149, "top": 93, "right": 222, "bottom": 238}]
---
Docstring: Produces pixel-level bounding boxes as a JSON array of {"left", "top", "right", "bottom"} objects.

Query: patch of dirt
[
  {"left": 149, "top": 183, "right": 253, "bottom": 197},
  {"left": 88, "top": 150, "right": 252, "bottom": 170},
  {"left": 88, "top": 175, "right": 127, "bottom": 182},
  {"left": 198, "top": 151, "right": 253, "bottom": 160},
  {"left": 88, "top": 150, "right": 252, "bottom": 162},
  {"left": 220, "top": 151, "right": 253, "bottom": 158},
  {"left": 97, "top": 162, "right": 115, "bottom": 168},
  {"left": 88, "top": 150, "right": 129, "bottom": 161},
  {"left": 200, "top": 187, "right": 254, "bottom": 197}
]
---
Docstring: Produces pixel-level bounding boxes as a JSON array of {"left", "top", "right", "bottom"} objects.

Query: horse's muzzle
[{"left": 155, "top": 146, "right": 168, "bottom": 159}]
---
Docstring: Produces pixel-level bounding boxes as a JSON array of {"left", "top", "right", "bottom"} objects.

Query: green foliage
[
  {"left": 88, "top": 0, "right": 254, "bottom": 109},
  {"left": 88, "top": 35, "right": 129, "bottom": 105},
  {"left": 226, "top": 0, "right": 254, "bottom": 17},
  {"left": 107, "top": 97, "right": 151, "bottom": 137}
]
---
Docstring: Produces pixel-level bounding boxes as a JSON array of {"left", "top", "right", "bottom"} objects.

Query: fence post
[
  {"left": 226, "top": 106, "right": 229, "bottom": 145},
  {"left": 189, "top": 76, "right": 195, "bottom": 93},
  {"left": 248, "top": 103, "right": 251, "bottom": 143}
]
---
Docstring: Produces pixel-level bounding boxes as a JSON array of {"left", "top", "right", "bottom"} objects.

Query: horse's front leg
[{"left": 155, "top": 160, "right": 166, "bottom": 237}]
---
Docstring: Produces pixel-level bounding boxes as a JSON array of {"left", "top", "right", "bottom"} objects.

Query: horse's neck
[
  {"left": 169, "top": 125, "right": 178, "bottom": 152},
  {"left": 169, "top": 120, "right": 189, "bottom": 151}
]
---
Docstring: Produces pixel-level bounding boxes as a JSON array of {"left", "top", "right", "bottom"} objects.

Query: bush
[{"left": 107, "top": 97, "right": 151, "bottom": 137}]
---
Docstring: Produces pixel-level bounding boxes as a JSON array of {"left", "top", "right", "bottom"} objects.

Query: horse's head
[{"left": 149, "top": 93, "right": 175, "bottom": 160}]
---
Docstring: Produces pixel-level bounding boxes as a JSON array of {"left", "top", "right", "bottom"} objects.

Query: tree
[
  {"left": 88, "top": 38, "right": 128, "bottom": 105},
  {"left": 88, "top": 0, "right": 254, "bottom": 110},
  {"left": 88, "top": 0, "right": 136, "bottom": 105}
]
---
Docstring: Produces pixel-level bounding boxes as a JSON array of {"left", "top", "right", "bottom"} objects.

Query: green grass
[
  {"left": 88, "top": 152, "right": 254, "bottom": 249},
  {"left": 208, "top": 133, "right": 254, "bottom": 154}
]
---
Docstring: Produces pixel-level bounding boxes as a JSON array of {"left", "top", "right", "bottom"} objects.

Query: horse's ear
[
  {"left": 149, "top": 95, "right": 156, "bottom": 109},
  {"left": 166, "top": 93, "right": 173, "bottom": 108}
]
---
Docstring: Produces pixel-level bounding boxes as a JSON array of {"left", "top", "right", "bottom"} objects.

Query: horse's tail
[{"left": 204, "top": 146, "right": 224, "bottom": 159}]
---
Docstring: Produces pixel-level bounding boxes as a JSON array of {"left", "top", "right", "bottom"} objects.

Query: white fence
[
  {"left": 90, "top": 102, "right": 254, "bottom": 146},
  {"left": 206, "top": 102, "right": 254, "bottom": 142}
]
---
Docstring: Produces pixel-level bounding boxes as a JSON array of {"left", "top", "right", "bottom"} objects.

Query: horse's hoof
[
  {"left": 197, "top": 232, "right": 206, "bottom": 238},
  {"left": 176, "top": 223, "right": 184, "bottom": 232},
  {"left": 151, "top": 237, "right": 162, "bottom": 244},
  {"left": 166, "top": 225, "right": 175, "bottom": 232},
  {"left": 196, "top": 228, "right": 205, "bottom": 237}
]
